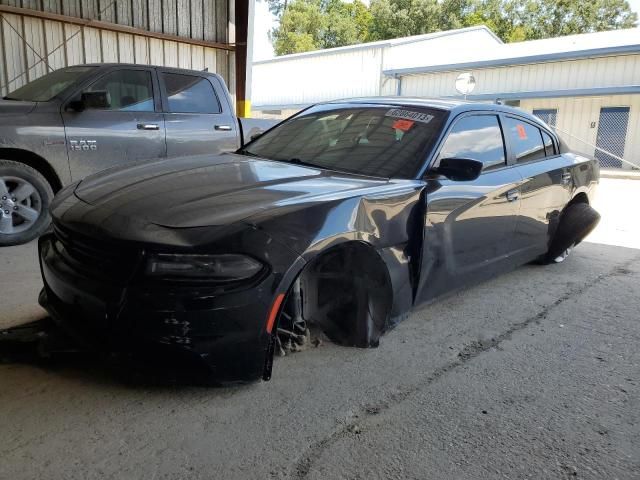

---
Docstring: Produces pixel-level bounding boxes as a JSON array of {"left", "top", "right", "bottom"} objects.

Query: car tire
[
  {"left": 0, "top": 160, "right": 54, "bottom": 246},
  {"left": 543, "top": 202, "right": 600, "bottom": 264}
]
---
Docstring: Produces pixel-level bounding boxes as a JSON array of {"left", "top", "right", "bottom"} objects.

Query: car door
[
  {"left": 62, "top": 66, "right": 166, "bottom": 181},
  {"left": 158, "top": 70, "right": 239, "bottom": 157},
  {"left": 502, "top": 116, "right": 572, "bottom": 259},
  {"left": 416, "top": 113, "right": 522, "bottom": 303}
]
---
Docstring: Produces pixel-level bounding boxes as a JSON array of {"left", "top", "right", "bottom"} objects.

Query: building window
[{"left": 532, "top": 108, "right": 557, "bottom": 128}]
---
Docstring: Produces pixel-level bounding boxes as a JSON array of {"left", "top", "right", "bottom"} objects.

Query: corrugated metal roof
[
  {"left": 252, "top": 25, "right": 503, "bottom": 65},
  {"left": 384, "top": 28, "right": 640, "bottom": 76}
]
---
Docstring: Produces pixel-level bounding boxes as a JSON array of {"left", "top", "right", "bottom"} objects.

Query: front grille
[{"left": 52, "top": 222, "right": 141, "bottom": 283}]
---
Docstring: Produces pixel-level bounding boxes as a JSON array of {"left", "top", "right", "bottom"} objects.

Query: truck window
[
  {"left": 438, "top": 115, "right": 506, "bottom": 171},
  {"left": 503, "top": 117, "right": 546, "bottom": 163},
  {"left": 161, "top": 73, "right": 221, "bottom": 114},
  {"left": 84, "top": 70, "right": 154, "bottom": 112}
]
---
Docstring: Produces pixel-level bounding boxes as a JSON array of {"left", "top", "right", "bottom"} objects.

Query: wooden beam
[
  {"left": 0, "top": 4, "right": 236, "bottom": 52},
  {"left": 235, "top": 0, "right": 248, "bottom": 116}
]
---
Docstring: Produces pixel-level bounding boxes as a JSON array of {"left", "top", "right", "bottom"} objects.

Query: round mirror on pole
[{"left": 455, "top": 73, "right": 476, "bottom": 99}]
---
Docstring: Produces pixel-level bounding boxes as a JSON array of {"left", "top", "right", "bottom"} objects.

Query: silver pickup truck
[{"left": 0, "top": 64, "right": 276, "bottom": 246}]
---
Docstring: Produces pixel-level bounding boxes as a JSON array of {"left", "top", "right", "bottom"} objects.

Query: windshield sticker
[
  {"left": 386, "top": 108, "right": 434, "bottom": 124},
  {"left": 392, "top": 119, "right": 415, "bottom": 131}
]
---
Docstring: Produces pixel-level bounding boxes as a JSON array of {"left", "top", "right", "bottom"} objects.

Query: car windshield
[
  {"left": 3, "top": 66, "right": 96, "bottom": 102},
  {"left": 242, "top": 103, "right": 446, "bottom": 179}
]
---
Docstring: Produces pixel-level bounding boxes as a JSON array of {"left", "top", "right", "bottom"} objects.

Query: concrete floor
[{"left": 0, "top": 179, "right": 638, "bottom": 479}]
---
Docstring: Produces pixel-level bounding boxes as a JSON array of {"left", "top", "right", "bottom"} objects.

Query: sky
[{"left": 253, "top": 0, "right": 640, "bottom": 61}]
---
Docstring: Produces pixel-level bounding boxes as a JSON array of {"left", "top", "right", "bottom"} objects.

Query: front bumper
[{"left": 38, "top": 232, "right": 286, "bottom": 382}]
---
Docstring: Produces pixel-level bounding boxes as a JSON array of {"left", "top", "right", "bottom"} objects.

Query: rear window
[
  {"left": 242, "top": 104, "right": 446, "bottom": 179},
  {"left": 504, "top": 117, "right": 546, "bottom": 163},
  {"left": 162, "top": 73, "right": 221, "bottom": 114}
]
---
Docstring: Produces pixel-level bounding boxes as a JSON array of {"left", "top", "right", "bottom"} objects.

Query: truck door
[
  {"left": 62, "top": 66, "right": 166, "bottom": 180},
  {"left": 158, "top": 70, "right": 239, "bottom": 157},
  {"left": 416, "top": 113, "right": 521, "bottom": 303}
]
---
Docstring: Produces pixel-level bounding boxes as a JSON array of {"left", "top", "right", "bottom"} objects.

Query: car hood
[
  {"left": 73, "top": 153, "right": 391, "bottom": 228},
  {"left": 0, "top": 99, "right": 37, "bottom": 116}
]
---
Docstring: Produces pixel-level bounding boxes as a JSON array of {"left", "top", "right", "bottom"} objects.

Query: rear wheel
[
  {"left": 543, "top": 202, "right": 600, "bottom": 264},
  {"left": 0, "top": 160, "right": 53, "bottom": 246}
]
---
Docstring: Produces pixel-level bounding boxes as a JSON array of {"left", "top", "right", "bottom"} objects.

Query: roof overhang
[
  {"left": 383, "top": 44, "right": 640, "bottom": 77},
  {"left": 447, "top": 85, "right": 640, "bottom": 101}
]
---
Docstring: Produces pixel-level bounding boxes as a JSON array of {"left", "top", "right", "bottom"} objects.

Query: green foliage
[
  {"left": 271, "top": 0, "right": 372, "bottom": 55},
  {"left": 267, "top": 0, "right": 639, "bottom": 55}
]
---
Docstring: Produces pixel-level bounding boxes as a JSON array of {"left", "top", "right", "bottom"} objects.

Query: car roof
[
  {"left": 323, "top": 96, "right": 554, "bottom": 132},
  {"left": 328, "top": 96, "right": 470, "bottom": 110}
]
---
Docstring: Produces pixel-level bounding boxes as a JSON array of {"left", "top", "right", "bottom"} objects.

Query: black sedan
[{"left": 37, "top": 98, "right": 600, "bottom": 382}]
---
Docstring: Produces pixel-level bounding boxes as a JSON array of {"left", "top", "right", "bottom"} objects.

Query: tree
[
  {"left": 459, "top": 0, "right": 638, "bottom": 42},
  {"left": 271, "top": 0, "right": 372, "bottom": 55},
  {"left": 368, "top": 0, "right": 443, "bottom": 40},
  {"left": 265, "top": 0, "right": 290, "bottom": 18},
  {"left": 368, "top": 0, "right": 637, "bottom": 42},
  {"left": 518, "top": 0, "right": 638, "bottom": 39},
  {"left": 269, "top": 0, "right": 638, "bottom": 55}
]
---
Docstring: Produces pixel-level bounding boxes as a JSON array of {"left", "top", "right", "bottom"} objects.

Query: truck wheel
[
  {"left": 544, "top": 202, "right": 600, "bottom": 264},
  {"left": 0, "top": 160, "right": 54, "bottom": 246}
]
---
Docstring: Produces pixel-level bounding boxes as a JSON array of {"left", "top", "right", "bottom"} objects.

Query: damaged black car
[{"left": 37, "top": 99, "right": 600, "bottom": 382}]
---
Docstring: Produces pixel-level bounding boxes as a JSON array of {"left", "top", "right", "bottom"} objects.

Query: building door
[
  {"left": 595, "top": 107, "right": 630, "bottom": 169},
  {"left": 532, "top": 108, "right": 557, "bottom": 128}
]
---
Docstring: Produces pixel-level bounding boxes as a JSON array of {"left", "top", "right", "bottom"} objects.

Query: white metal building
[
  {"left": 0, "top": 0, "right": 238, "bottom": 101},
  {"left": 252, "top": 26, "right": 640, "bottom": 169}
]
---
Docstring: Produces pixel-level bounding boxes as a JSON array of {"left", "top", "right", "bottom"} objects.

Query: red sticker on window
[
  {"left": 392, "top": 119, "right": 414, "bottom": 131},
  {"left": 516, "top": 124, "right": 527, "bottom": 139}
]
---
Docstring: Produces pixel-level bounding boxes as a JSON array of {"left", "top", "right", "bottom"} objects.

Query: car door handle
[
  {"left": 214, "top": 125, "right": 232, "bottom": 131},
  {"left": 506, "top": 189, "right": 520, "bottom": 202},
  {"left": 137, "top": 123, "right": 159, "bottom": 130}
]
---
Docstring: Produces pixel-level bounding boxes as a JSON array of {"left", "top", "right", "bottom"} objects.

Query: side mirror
[{"left": 433, "top": 157, "right": 483, "bottom": 182}]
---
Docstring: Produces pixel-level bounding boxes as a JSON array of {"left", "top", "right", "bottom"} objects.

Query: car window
[
  {"left": 84, "top": 69, "right": 154, "bottom": 111},
  {"left": 504, "top": 118, "right": 546, "bottom": 163},
  {"left": 438, "top": 115, "right": 506, "bottom": 171},
  {"left": 243, "top": 104, "right": 446, "bottom": 179},
  {"left": 162, "top": 73, "right": 221, "bottom": 114},
  {"left": 541, "top": 130, "right": 556, "bottom": 157}
]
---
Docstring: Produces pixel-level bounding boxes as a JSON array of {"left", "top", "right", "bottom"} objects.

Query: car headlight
[{"left": 146, "top": 253, "right": 264, "bottom": 281}]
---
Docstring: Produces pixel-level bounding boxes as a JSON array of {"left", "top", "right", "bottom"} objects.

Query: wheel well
[
  {"left": 0, "top": 148, "right": 63, "bottom": 193},
  {"left": 568, "top": 192, "right": 589, "bottom": 207},
  {"left": 286, "top": 241, "right": 393, "bottom": 348}
]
